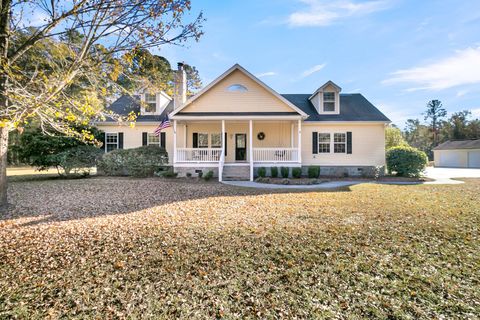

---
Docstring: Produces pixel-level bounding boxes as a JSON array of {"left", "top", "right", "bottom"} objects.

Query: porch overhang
[{"left": 171, "top": 112, "right": 304, "bottom": 121}]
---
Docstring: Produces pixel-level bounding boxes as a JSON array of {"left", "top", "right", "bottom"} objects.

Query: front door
[{"left": 235, "top": 134, "right": 247, "bottom": 161}]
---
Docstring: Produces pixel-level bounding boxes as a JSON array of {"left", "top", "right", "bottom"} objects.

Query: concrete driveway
[{"left": 424, "top": 167, "right": 480, "bottom": 184}]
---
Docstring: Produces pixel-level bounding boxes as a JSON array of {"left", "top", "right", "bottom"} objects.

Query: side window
[
  {"left": 147, "top": 133, "right": 160, "bottom": 145},
  {"left": 318, "top": 133, "right": 330, "bottom": 153},
  {"left": 106, "top": 133, "right": 119, "bottom": 152},
  {"left": 211, "top": 133, "right": 221, "bottom": 148},
  {"left": 198, "top": 133, "right": 209, "bottom": 148},
  {"left": 334, "top": 133, "right": 346, "bottom": 153},
  {"left": 323, "top": 92, "right": 335, "bottom": 112},
  {"left": 145, "top": 93, "right": 157, "bottom": 113}
]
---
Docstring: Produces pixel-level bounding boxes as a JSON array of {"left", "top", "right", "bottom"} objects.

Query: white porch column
[
  {"left": 183, "top": 124, "right": 187, "bottom": 147},
  {"left": 298, "top": 119, "right": 302, "bottom": 164},
  {"left": 249, "top": 120, "right": 253, "bottom": 181},
  {"left": 221, "top": 120, "right": 225, "bottom": 153},
  {"left": 291, "top": 122, "right": 294, "bottom": 147},
  {"left": 173, "top": 120, "right": 177, "bottom": 164}
]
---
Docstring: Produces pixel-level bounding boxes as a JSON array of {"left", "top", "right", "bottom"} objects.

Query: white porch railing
[
  {"left": 253, "top": 148, "right": 299, "bottom": 162},
  {"left": 176, "top": 148, "right": 222, "bottom": 162}
]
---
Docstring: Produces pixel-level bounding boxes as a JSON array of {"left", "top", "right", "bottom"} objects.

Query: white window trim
[
  {"left": 318, "top": 132, "right": 347, "bottom": 154},
  {"left": 210, "top": 132, "right": 222, "bottom": 148},
  {"left": 333, "top": 132, "right": 347, "bottom": 154},
  {"left": 142, "top": 93, "right": 157, "bottom": 115},
  {"left": 197, "top": 132, "right": 209, "bottom": 148},
  {"left": 147, "top": 133, "right": 160, "bottom": 146},
  {"left": 105, "top": 132, "right": 119, "bottom": 153},
  {"left": 318, "top": 91, "right": 340, "bottom": 115},
  {"left": 318, "top": 133, "right": 331, "bottom": 153}
]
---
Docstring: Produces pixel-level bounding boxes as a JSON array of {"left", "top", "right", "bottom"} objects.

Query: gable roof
[
  {"left": 309, "top": 80, "right": 342, "bottom": 101},
  {"left": 433, "top": 139, "right": 480, "bottom": 150},
  {"left": 282, "top": 93, "right": 390, "bottom": 122},
  {"left": 99, "top": 95, "right": 174, "bottom": 122},
  {"left": 169, "top": 64, "right": 308, "bottom": 118}
]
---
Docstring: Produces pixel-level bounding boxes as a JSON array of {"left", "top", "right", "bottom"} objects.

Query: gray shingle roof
[
  {"left": 281, "top": 93, "right": 390, "bottom": 122},
  {"left": 102, "top": 95, "right": 173, "bottom": 122},
  {"left": 104, "top": 93, "right": 390, "bottom": 122},
  {"left": 433, "top": 139, "right": 480, "bottom": 150}
]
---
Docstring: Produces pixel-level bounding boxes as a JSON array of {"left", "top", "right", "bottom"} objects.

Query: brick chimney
[{"left": 174, "top": 62, "right": 187, "bottom": 109}]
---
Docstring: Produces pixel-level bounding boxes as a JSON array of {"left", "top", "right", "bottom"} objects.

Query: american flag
[{"left": 154, "top": 115, "right": 171, "bottom": 136}]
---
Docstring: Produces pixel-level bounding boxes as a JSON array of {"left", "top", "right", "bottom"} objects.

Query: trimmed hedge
[
  {"left": 386, "top": 146, "right": 428, "bottom": 177},
  {"left": 308, "top": 166, "right": 320, "bottom": 178},
  {"left": 270, "top": 167, "right": 278, "bottom": 178},
  {"left": 292, "top": 167, "right": 302, "bottom": 178},
  {"left": 54, "top": 145, "right": 103, "bottom": 177},
  {"left": 280, "top": 167, "right": 289, "bottom": 178},
  {"left": 98, "top": 145, "right": 168, "bottom": 177},
  {"left": 257, "top": 167, "right": 267, "bottom": 178}
]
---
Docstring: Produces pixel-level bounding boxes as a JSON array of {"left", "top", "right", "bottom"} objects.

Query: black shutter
[
  {"left": 347, "top": 131, "right": 352, "bottom": 154},
  {"left": 193, "top": 133, "right": 198, "bottom": 148},
  {"left": 142, "top": 132, "right": 148, "bottom": 146},
  {"left": 312, "top": 132, "right": 318, "bottom": 154},
  {"left": 99, "top": 132, "right": 105, "bottom": 152},
  {"left": 224, "top": 132, "right": 227, "bottom": 156},
  {"left": 160, "top": 132, "right": 166, "bottom": 149},
  {"left": 118, "top": 132, "right": 124, "bottom": 149}
]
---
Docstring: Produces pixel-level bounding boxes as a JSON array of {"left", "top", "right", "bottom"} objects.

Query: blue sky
[{"left": 157, "top": 0, "right": 480, "bottom": 127}]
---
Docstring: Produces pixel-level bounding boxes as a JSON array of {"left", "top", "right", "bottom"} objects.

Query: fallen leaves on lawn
[{"left": 0, "top": 177, "right": 479, "bottom": 318}]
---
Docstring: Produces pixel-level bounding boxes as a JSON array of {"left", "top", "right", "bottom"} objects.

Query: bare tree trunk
[
  {"left": 0, "top": 126, "right": 7, "bottom": 207},
  {"left": 0, "top": 0, "right": 11, "bottom": 208}
]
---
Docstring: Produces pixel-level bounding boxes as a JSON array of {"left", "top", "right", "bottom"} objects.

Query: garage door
[
  {"left": 468, "top": 151, "right": 480, "bottom": 168},
  {"left": 439, "top": 151, "right": 464, "bottom": 167}
]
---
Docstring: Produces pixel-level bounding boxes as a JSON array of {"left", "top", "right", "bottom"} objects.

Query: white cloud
[
  {"left": 301, "top": 64, "right": 326, "bottom": 78},
  {"left": 471, "top": 108, "right": 480, "bottom": 118},
  {"left": 256, "top": 71, "right": 277, "bottom": 78},
  {"left": 383, "top": 47, "right": 480, "bottom": 91},
  {"left": 456, "top": 90, "right": 468, "bottom": 97},
  {"left": 287, "top": 0, "right": 391, "bottom": 27}
]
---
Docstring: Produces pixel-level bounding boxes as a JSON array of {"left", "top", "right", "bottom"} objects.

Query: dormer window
[
  {"left": 145, "top": 93, "right": 157, "bottom": 113},
  {"left": 323, "top": 92, "right": 335, "bottom": 112}
]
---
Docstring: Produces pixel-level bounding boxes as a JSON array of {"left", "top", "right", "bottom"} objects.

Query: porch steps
[{"left": 222, "top": 165, "right": 250, "bottom": 181}]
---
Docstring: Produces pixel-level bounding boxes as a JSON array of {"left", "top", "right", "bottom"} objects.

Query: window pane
[
  {"left": 319, "top": 143, "right": 330, "bottom": 153},
  {"left": 334, "top": 143, "right": 346, "bottom": 153},
  {"left": 324, "top": 102, "right": 335, "bottom": 112},
  {"left": 106, "top": 133, "right": 118, "bottom": 152},
  {"left": 106, "top": 133, "right": 118, "bottom": 143},
  {"left": 334, "top": 133, "right": 346, "bottom": 142},
  {"left": 198, "top": 133, "right": 209, "bottom": 148},
  {"left": 145, "top": 102, "right": 156, "bottom": 113},
  {"left": 319, "top": 133, "right": 330, "bottom": 142},
  {"left": 145, "top": 93, "right": 156, "bottom": 102},
  {"left": 148, "top": 133, "right": 160, "bottom": 145},
  {"left": 323, "top": 92, "right": 335, "bottom": 101},
  {"left": 211, "top": 133, "right": 221, "bottom": 148}
]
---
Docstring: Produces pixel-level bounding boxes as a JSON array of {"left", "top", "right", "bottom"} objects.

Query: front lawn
[{"left": 1, "top": 177, "right": 479, "bottom": 318}]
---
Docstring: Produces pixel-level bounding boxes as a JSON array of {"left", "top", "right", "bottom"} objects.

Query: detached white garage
[{"left": 433, "top": 139, "right": 480, "bottom": 168}]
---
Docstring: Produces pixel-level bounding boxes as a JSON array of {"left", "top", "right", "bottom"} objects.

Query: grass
[{"left": 0, "top": 177, "right": 479, "bottom": 318}]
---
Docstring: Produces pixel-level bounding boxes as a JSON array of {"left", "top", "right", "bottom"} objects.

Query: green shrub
[
  {"left": 292, "top": 167, "right": 302, "bottom": 178},
  {"left": 159, "top": 167, "right": 177, "bottom": 178},
  {"left": 203, "top": 170, "right": 214, "bottom": 181},
  {"left": 257, "top": 167, "right": 266, "bottom": 178},
  {"left": 16, "top": 127, "right": 102, "bottom": 171},
  {"left": 270, "top": 167, "right": 278, "bottom": 178},
  {"left": 280, "top": 167, "right": 289, "bottom": 178},
  {"left": 54, "top": 145, "right": 103, "bottom": 177},
  {"left": 98, "top": 145, "right": 168, "bottom": 177},
  {"left": 186, "top": 172, "right": 192, "bottom": 178},
  {"left": 307, "top": 166, "right": 320, "bottom": 178},
  {"left": 386, "top": 146, "right": 428, "bottom": 177}
]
